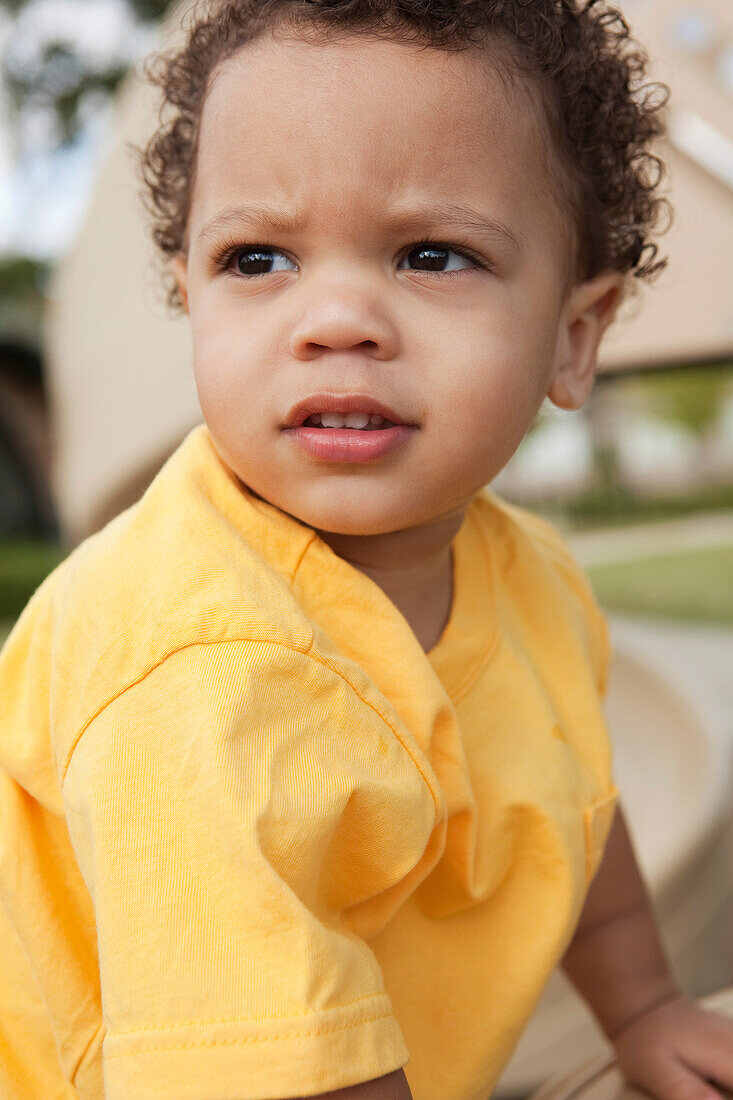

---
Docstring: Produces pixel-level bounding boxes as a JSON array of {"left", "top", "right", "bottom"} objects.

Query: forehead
[{"left": 191, "top": 31, "right": 564, "bottom": 254}]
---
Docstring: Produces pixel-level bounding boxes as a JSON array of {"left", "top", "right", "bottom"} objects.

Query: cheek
[
  {"left": 433, "top": 342, "right": 552, "bottom": 472},
  {"left": 191, "top": 334, "right": 234, "bottom": 413},
  {"left": 450, "top": 338, "right": 552, "bottom": 426},
  {"left": 191, "top": 302, "right": 261, "bottom": 408},
  {"left": 488, "top": 353, "right": 550, "bottom": 416}
]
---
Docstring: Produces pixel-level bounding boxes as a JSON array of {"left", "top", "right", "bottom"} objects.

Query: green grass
[
  {"left": 0, "top": 537, "right": 66, "bottom": 652},
  {"left": 587, "top": 545, "right": 733, "bottom": 624},
  {"left": 0, "top": 538, "right": 65, "bottom": 620}
]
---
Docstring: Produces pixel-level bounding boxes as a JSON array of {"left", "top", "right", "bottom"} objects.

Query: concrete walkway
[{"left": 565, "top": 509, "right": 733, "bottom": 566}]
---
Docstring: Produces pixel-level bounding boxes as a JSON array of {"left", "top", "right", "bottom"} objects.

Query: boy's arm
[
  {"left": 275, "top": 1069, "right": 414, "bottom": 1099},
  {"left": 560, "top": 801, "right": 681, "bottom": 1041},
  {"left": 324, "top": 1071, "right": 412, "bottom": 1099},
  {"left": 561, "top": 803, "right": 733, "bottom": 1099}
]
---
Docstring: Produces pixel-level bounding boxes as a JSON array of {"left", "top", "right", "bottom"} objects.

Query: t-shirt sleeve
[
  {"left": 0, "top": 859, "right": 89, "bottom": 1100},
  {"left": 61, "top": 638, "right": 425, "bottom": 1100},
  {"left": 0, "top": 579, "right": 105, "bottom": 1098}
]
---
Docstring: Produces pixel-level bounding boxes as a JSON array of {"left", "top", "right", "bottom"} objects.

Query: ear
[
  {"left": 170, "top": 253, "right": 190, "bottom": 314},
  {"left": 547, "top": 271, "right": 626, "bottom": 411}
]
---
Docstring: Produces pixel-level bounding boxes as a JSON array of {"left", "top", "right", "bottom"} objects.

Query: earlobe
[
  {"left": 170, "top": 253, "right": 190, "bottom": 313},
  {"left": 547, "top": 270, "right": 625, "bottom": 411}
]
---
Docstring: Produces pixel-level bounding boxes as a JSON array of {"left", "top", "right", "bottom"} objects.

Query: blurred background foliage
[
  {"left": 0, "top": 254, "right": 49, "bottom": 333},
  {"left": 624, "top": 366, "right": 728, "bottom": 436},
  {"left": 1, "top": 0, "right": 166, "bottom": 145}
]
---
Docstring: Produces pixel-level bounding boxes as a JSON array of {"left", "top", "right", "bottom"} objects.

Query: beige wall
[{"left": 599, "top": 0, "right": 733, "bottom": 372}]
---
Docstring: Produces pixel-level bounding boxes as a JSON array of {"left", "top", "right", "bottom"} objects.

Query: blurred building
[
  {"left": 41, "top": 0, "right": 733, "bottom": 544},
  {"left": 599, "top": 0, "right": 733, "bottom": 372}
]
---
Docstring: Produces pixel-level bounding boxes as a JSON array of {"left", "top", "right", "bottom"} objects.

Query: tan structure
[
  {"left": 599, "top": 0, "right": 733, "bottom": 372},
  {"left": 43, "top": 0, "right": 733, "bottom": 545},
  {"left": 44, "top": 7, "right": 195, "bottom": 547}
]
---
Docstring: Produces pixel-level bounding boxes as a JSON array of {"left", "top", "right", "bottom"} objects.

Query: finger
[
  {"left": 631, "top": 1056, "right": 725, "bottom": 1100},
  {"left": 681, "top": 1013, "right": 733, "bottom": 1091}
]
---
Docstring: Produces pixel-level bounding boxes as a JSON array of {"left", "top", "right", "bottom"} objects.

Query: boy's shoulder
[
  {"left": 472, "top": 488, "right": 609, "bottom": 690},
  {"left": 1, "top": 427, "right": 316, "bottom": 782},
  {"left": 473, "top": 486, "right": 591, "bottom": 586},
  {"left": 55, "top": 424, "right": 312, "bottom": 628}
]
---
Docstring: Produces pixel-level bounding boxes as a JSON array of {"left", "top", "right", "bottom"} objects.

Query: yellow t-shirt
[{"left": 0, "top": 423, "right": 618, "bottom": 1100}]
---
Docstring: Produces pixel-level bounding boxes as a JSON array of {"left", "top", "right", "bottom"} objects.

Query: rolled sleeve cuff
[{"left": 103, "top": 992, "right": 409, "bottom": 1100}]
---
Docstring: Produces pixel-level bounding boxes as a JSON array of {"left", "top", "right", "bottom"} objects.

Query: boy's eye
[
  {"left": 397, "top": 243, "right": 480, "bottom": 274},
  {"left": 216, "top": 240, "right": 491, "bottom": 279},
  {"left": 227, "top": 248, "right": 297, "bottom": 277}
]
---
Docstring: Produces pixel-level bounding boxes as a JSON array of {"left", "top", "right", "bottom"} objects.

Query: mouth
[
  {"left": 283, "top": 393, "right": 414, "bottom": 431},
  {"left": 281, "top": 392, "right": 417, "bottom": 463},
  {"left": 301, "top": 412, "right": 397, "bottom": 430}
]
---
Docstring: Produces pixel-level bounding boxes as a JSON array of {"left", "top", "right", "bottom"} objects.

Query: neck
[{"left": 315, "top": 505, "right": 467, "bottom": 651}]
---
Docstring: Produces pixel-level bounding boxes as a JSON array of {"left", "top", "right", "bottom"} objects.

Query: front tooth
[
  {"left": 344, "top": 412, "right": 370, "bottom": 429},
  {"left": 320, "top": 412, "right": 347, "bottom": 428}
]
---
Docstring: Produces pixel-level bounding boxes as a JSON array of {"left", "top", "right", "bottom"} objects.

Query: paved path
[{"left": 565, "top": 509, "right": 733, "bottom": 566}]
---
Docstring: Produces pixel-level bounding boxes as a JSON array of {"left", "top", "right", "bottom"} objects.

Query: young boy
[{"left": 2, "top": 1, "right": 733, "bottom": 1098}]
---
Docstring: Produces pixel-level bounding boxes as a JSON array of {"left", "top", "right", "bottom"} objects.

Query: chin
[
  {"left": 286, "top": 496, "right": 415, "bottom": 538},
  {"left": 313, "top": 517, "right": 401, "bottom": 537}
]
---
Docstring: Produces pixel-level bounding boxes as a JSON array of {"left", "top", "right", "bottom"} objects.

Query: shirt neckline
[
  {"left": 297, "top": 498, "right": 500, "bottom": 705},
  {"left": 424, "top": 498, "right": 499, "bottom": 701},
  {"left": 195, "top": 424, "right": 499, "bottom": 703}
]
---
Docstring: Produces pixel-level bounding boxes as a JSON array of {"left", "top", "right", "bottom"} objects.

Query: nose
[{"left": 289, "top": 285, "right": 399, "bottom": 361}]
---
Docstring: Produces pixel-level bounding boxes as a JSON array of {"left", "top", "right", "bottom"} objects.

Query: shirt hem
[{"left": 102, "top": 995, "right": 409, "bottom": 1099}]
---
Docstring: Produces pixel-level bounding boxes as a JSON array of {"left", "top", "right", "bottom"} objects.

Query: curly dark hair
[{"left": 136, "top": 0, "right": 672, "bottom": 311}]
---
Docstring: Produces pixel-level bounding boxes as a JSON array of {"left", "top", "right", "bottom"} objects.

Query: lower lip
[{"left": 284, "top": 425, "right": 416, "bottom": 462}]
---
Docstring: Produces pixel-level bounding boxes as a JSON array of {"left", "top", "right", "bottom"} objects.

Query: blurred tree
[
  {"left": 0, "top": 0, "right": 171, "bottom": 337},
  {"left": 0, "top": 254, "right": 48, "bottom": 299},
  {"left": 0, "top": 255, "right": 49, "bottom": 337},
  {"left": 0, "top": 0, "right": 169, "bottom": 152},
  {"left": 618, "top": 364, "right": 732, "bottom": 437}
]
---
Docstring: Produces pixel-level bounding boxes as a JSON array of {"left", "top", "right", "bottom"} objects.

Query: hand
[{"left": 611, "top": 994, "right": 733, "bottom": 1100}]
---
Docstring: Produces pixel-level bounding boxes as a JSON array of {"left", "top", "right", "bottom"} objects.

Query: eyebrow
[{"left": 197, "top": 199, "right": 523, "bottom": 255}]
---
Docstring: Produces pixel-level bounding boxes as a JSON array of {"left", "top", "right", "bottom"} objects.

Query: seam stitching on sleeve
[
  {"left": 110, "top": 991, "right": 389, "bottom": 1036},
  {"left": 305, "top": 650, "right": 441, "bottom": 813},
  {"left": 62, "top": 639, "right": 441, "bottom": 816},
  {"left": 104, "top": 1008, "right": 398, "bottom": 1058},
  {"left": 60, "top": 635, "right": 301, "bottom": 784}
]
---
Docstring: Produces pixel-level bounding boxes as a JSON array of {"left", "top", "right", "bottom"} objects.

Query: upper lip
[{"left": 283, "top": 393, "right": 413, "bottom": 428}]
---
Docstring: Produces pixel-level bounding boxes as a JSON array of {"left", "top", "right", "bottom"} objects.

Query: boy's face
[{"left": 173, "top": 31, "right": 622, "bottom": 537}]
